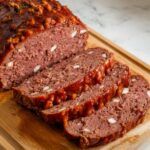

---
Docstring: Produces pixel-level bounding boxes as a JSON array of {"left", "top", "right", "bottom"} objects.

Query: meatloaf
[
  {"left": 41, "top": 62, "right": 130, "bottom": 124},
  {"left": 13, "top": 48, "right": 114, "bottom": 111},
  {"left": 65, "top": 75, "right": 150, "bottom": 148},
  {"left": 0, "top": 0, "right": 88, "bottom": 89}
]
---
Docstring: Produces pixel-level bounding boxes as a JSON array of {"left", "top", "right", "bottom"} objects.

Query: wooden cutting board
[{"left": 0, "top": 29, "right": 150, "bottom": 150}]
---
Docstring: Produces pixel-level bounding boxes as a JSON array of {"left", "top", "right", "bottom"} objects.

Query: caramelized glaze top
[{"left": 0, "top": 0, "right": 85, "bottom": 60}]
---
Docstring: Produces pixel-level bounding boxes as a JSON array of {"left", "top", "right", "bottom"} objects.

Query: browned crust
[
  {"left": 64, "top": 75, "right": 150, "bottom": 148},
  {"left": 41, "top": 64, "right": 130, "bottom": 124},
  {"left": 13, "top": 53, "right": 114, "bottom": 111},
  {"left": 0, "top": 0, "right": 86, "bottom": 63}
]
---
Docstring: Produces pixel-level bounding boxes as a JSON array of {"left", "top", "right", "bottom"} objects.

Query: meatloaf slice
[
  {"left": 0, "top": 0, "right": 88, "bottom": 89},
  {"left": 13, "top": 48, "right": 114, "bottom": 111},
  {"left": 65, "top": 75, "right": 150, "bottom": 148},
  {"left": 41, "top": 63, "right": 130, "bottom": 124}
]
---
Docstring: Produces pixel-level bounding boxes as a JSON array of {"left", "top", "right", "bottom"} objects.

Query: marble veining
[{"left": 59, "top": 0, "right": 150, "bottom": 65}]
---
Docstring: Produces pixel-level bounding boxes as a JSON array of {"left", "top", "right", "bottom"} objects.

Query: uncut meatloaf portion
[
  {"left": 41, "top": 62, "right": 130, "bottom": 124},
  {"left": 13, "top": 48, "right": 114, "bottom": 111},
  {"left": 65, "top": 75, "right": 150, "bottom": 148},
  {"left": 0, "top": 0, "right": 88, "bottom": 89}
]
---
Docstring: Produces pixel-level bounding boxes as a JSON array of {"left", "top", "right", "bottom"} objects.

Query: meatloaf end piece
[
  {"left": 13, "top": 48, "right": 114, "bottom": 111},
  {"left": 0, "top": 0, "right": 88, "bottom": 89},
  {"left": 65, "top": 75, "right": 150, "bottom": 148},
  {"left": 41, "top": 62, "right": 130, "bottom": 124}
]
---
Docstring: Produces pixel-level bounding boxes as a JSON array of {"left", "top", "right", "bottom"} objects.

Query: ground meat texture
[
  {"left": 41, "top": 62, "right": 130, "bottom": 124},
  {"left": 13, "top": 48, "right": 114, "bottom": 111},
  {"left": 65, "top": 75, "right": 150, "bottom": 148},
  {"left": 0, "top": 0, "right": 88, "bottom": 89}
]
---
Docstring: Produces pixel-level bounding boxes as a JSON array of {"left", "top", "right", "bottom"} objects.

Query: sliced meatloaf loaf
[
  {"left": 13, "top": 48, "right": 114, "bottom": 111},
  {"left": 0, "top": 0, "right": 88, "bottom": 89},
  {"left": 41, "top": 62, "right": 130, "bottom": 124},
  {"left": 65, "top": 75, "right": 150, "bottom": 148}
]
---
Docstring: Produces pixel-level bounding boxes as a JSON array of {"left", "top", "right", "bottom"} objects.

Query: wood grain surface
[{"left": 0, "top": 29, "right": 149, "bottom": 150}]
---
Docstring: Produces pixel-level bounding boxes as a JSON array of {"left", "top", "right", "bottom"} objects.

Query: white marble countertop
[{"left": 59, "top": 0, "right": 150, "bottom": 65}]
